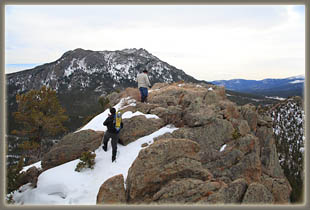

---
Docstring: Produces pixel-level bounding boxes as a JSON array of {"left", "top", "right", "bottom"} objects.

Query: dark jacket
[{"left": 103, "top": 114, "right": 123, "bottom": 133}]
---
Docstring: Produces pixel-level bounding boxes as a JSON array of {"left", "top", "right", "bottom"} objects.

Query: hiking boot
[{"left": 112, "top": 156, "right": 116, "bottom": 162}]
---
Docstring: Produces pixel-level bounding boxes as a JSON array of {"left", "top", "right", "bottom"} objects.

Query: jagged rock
[
  {"left": 41, "top": 130, "right": 104, "bottom": 170},
  {"left": 218, "top": 100, "right": 241, "bottom": 120},
  {"left": 182, "top": 112, "right": 216, "bottom": 128},
  {"left": 229, "top": 152, "right": 262, "bottom": 184},
  {"left": 150, "top": 95, "right": 178, "bottom": 107},
  {"left": 152, "top": 178, "right": 223, "bottom": 204},
  {"left": 219, "top": 178, "right": 248, "bottom": 203},
  {"left": 96, "top": 174, "right": 126, "bottom": 204},
  {"left": 230, "top": 118, "right": 251, "bottom": 136},
  {"left": 256, "top": 126, "right": 284, "bottom": 178},
  {"left": 241, "top": 104, "right": 258, "bottom": 132},
  {"left": 125, "top": 138, "right": 212, "bottom": 204},
  {"left": 257, "top": 118, "right": 268, "bottom": 127},
  {"left": 183, "top": 100, "right": 217, "bottom": 127},
  {"left": 168, "top": 118, "right": 234, "bottom": 164},
  {"left": 150, "top": 106, "right": 184, "bottom": 127},
  {"left": 204, "top": 91, "right": 218, "bottom": 105},
  {"left": 25, "top": 166, "right": 40, "bottom": 187},
  {"left": 242, "top": 182, "right": 274, "bottom": 204},
  {"left": 261, "top": 176, "right": 292, "bottom": 204},
  {"left": 213, "top": 85, "right": 227, "bottom": 100},
  {"left": 119, "top": 115, "right": 165, "bottom": 145},
  {"left": 19, "top": 166, "right": 41, "bottom": 188},
  {"left": 238, "top": 120, "right": 251, "bottom": 136},
  {"left": 204, "top": 134, "right": 261, "bottom": 184},
  {"left": 200, "top": 178, "right": 248, "bottom": 204}
]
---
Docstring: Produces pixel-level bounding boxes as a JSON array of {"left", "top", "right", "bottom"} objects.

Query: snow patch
[
  {"left": 265, "top": 96, "right": 286, "bottom": 101},
  {"left": 12, "top": 124, "right": 178, "bottom": 205},
  {"left": 289, "top": 80, "right": 304, "bottom": 84},
  {"left": 220, "top": 144, "right": 227, "bottom": 152},
  {"left": 21, "top": 161, "right": 42, "bottom": 172}
]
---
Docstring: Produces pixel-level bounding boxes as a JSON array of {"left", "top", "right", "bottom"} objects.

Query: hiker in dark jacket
[{"left": 102, "top": 108, "right": 123, "bottom": 162}]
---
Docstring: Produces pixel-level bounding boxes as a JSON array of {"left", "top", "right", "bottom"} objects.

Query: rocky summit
[{"left": 45, "top": 82, "right": 292, "bottom": 205}]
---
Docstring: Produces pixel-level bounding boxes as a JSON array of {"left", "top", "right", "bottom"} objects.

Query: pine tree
[
  {"left": 6, "top": 156, "right": 25, "bottom": 194},
  {"left": 12, "top": 86, "right": 68, "bottom": 162}
]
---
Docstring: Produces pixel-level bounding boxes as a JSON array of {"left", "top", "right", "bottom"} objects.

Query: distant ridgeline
[{"left": 211, "top": 75, "right": 304, "bottom": 99}]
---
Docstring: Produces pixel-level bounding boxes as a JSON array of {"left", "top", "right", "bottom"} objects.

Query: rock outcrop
[
  {"left": 41, "top": 129, "right": 104, "bottom": 170},
  {"left": 119, "top": 116, "right": 165, "bottom": 145},
  {"left": 126, "top": 139, "right": 212, "bottom": 203},
  {"left": 19, "top": 166, "right": 41, "bottom": 188},
  {"left": 97, "top": 174, "right": 126, "bottom": 205},
  {"left": 242, "top": 182, "right": 274, "bottom": 204},
  {"left": 100, "top": 82, "right": 292, "bottom": 205},
  {"left": 35, "top": 82, "right": 291, "bottom": 205},
  {"left": 125, "top": 138, "right": 213, "bottom": 204}
]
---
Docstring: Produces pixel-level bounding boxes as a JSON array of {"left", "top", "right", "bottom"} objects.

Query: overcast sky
[{"left": 5, "top": 5, "right": 305, "bottom": 81}]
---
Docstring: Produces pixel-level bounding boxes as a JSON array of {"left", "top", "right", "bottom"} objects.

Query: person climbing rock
[
  {"left": 102, "top": 108, "right": 123, "bottom": 162},
  {"left": 137, "top": 70, "right": 151, "bottom": 103}
]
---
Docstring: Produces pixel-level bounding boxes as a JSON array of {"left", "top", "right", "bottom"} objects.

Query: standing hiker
[
  {"left": 137, "top": 70, "right": 151, "bottom": 103},
  {"left": 102, "top": 108, "right": 123, "bottom": 162}
]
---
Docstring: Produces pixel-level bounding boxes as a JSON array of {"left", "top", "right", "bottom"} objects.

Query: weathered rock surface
[
  {"left": 19, "top": 166, "right": 41, "bottom": 188},
  {"left": 241, "top": 104, "right": 258, "bottom": 132},
  {"left": 261, "top": 176, "right": 292, "bottom": 204},
  {"left": 150, "top": 106, "right": 184, "bottom": 127},
  {"left": 242, "top": 182, "right": 274, "bottom": 204},
  {"left": 152, "top": 178, "right": 223, "bottom": 204},
  {"left": 199, "top": 178, "right": 248, "bottom": 204},
  {"left": 126, "top": 82, "right": 291, "bottom": 204},
  {"left": 119, "top": 115, "right": 165, "bottom": 145},
  {"left": 25, "top": 166, "right": 41, "bottom": 187},
  {"left": 125, "top": 138, "right": 212, "bottom": 204},
  {"left": 256, "top": 126, "right": 284, "bottom": 178},
  {"left": 41, "top": 129, "right": 104, "bottom": 170},
  {"left": 203, "top": 134, "right": 262, "bottom": 184},
  {"left": 157, "top": 118, "right": 234, "bottom": 164},
  {"left": 96, "top": 174, "right": 126, "bottom": 205}
]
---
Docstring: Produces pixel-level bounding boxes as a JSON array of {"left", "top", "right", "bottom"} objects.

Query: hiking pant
[
  {"left": 139, "top": 87, "right": 148, "bottom": 103},
  {"left": 102, "top": 131, "right": 118, "bottom": 159}
]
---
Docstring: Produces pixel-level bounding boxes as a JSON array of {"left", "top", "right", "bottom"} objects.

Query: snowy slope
[{"left": 11, "top": 98, "right": 178, "bottom": 205}]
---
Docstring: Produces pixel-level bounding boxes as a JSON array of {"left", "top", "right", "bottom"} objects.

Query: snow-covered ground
[{"left": 11, "top": 98, "right": 178, "bottom": 205}]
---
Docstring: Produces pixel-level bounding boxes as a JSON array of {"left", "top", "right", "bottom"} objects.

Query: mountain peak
[{"left": 6, "top": 48, "right": 201, "bottom": 133}]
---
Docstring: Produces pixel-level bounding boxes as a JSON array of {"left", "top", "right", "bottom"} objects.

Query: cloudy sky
[{"left": 5, "top": 5, "right": 305, "bottom": 81}]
